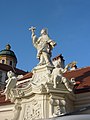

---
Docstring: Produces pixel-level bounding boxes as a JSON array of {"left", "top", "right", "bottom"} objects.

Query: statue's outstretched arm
[
  {"left": 63, "top": 64, "right": 69, "bottom": 73},
  {"left": 29, "top": 26, "right": 36, "bottom": 37},
  {"left": 29, "top": 26, "right": 38, "bottom": 48},
  {"left": 63, "top": 61, "right": 77, "bottom": 73}
]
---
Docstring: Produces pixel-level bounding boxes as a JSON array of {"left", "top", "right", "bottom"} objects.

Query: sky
[{"left": 0, "top": 0, "right": 90, "bottom": 72}]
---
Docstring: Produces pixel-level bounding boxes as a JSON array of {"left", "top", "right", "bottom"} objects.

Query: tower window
[
  {"left": 2, "top": 60, "right": 5, "bottom": 64},
  {"left": 0, "top": 71, "right": 2, "bottom": 82},
  {"left": 10, "top": 61, "right": 12, "bottom": 66}
]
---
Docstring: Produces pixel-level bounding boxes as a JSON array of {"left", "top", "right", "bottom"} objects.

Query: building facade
[
  {"left": 0, "top": 54, "right": 90, "bottom": 120},
  {"left": 0, "top": 44, "right": 27, "bottom": 120}
]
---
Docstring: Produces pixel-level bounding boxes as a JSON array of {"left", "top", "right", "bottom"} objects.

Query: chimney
[{"left": 52, "top": 54, "right": 65, "bottom": 68}]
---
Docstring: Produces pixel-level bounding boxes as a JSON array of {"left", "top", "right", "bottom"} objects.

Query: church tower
[{"left": 0, "top": 44, "right": 17, "bottom": 68}]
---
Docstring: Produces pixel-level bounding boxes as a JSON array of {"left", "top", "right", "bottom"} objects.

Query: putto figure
[
  {"left": 52, "top": 61, "right": 76, "bottom": 91},
  {"left": 4, "top": 71, "right": 17, "bottom": 101},
  {"left": 29, "top": 26, "right": 56, "bottom": 66}
]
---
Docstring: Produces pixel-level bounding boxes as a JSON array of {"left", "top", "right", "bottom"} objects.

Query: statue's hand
[
  {"left": 29, "top": 26, "right": 36, "bottom": 37},
  {"left": 29, "top": 26, "right": 36, "bottom": 32},
  {"left": 68, "top": 61, "right": 77, "bottom": 68}
]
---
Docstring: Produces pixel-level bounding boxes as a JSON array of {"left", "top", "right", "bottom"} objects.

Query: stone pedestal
[
  {"left": 5, "top": 65, "right": 75, "bottom": 120},
  {"left": 32, "top": 65, "right": 54, "bottom": 85},
  {"left": 16, "top": 86, "right": 75, "bottom": 120}
]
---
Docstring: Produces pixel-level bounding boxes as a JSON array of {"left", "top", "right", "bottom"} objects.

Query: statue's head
[
  {"left": 7, "top": 71, "right": 15, "bottom": 78},
  {"left": 40, "top": 28, "right": 48, "bottom": 35},
  {"left": 53, "top": 61, "right": 61, "bottom": 68}
]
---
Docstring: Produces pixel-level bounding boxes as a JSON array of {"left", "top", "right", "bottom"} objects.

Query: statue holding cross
[{"left": 29, "top": 26, "right": 56, "bottom": 66}]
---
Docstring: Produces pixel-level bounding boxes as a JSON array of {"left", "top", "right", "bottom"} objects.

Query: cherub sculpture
[
  {"left": 52, "top": 61, "right": 76, "bottom": 91},
  {"left": 4, "top": 71, "right": 17, "bottom": 101}
]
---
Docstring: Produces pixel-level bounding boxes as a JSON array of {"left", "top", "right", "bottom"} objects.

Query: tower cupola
[{"left": 0, "top": 44, "right": 17, "bottom": 67}]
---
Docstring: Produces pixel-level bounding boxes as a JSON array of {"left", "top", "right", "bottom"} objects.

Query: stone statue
[
  {"left": 4, "top": 71, "right": 17, "bottom": 101},
  {"left": 29, "top": 26, "right": 56, "bottom": 66},
  {"left": 52, "top": 61, "right": 76, "bottom": 91}
]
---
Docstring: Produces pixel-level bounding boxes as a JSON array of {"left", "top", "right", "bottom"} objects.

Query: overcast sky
[{"left": 0, "top": 0, "right": 90, "bottom": 71}]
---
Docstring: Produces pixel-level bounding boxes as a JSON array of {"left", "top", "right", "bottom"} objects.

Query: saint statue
[{"left": 29, "top": 27, "right": 56, "bottom": 66}]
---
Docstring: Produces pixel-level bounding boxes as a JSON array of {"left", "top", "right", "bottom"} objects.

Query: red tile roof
[
  {"left": 0, "top": 63, "right": 27, "bottom": 75},
  {"left": 0, "top": 63, "right": 28, "bottom": 105},
  {"left": 0, "top": 92, "right": 12, "bottom": 105},
  {"left": 18, "top": 66, "right": 90, "bottom": 94},
  {"left": 64, "top": 66, "right": 90, "bottom": 93},
  {"left": 0, "top": 66, "right": 90, "bottom": 105},
  {"left": 18, "top": 72, "right": 33, "bottom": 81}
]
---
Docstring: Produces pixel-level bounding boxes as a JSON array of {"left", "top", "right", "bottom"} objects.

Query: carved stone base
[
  {"left": 32, "top": 65, "right": 54, "bottom": 85},
  {"left": 5, "top": 65, "right": 76, "bottom": 120},
  {"left": 15, "top": 89, "right": 75, "bottom": 120}
]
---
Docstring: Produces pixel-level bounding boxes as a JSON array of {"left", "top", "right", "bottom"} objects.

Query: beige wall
[
  {"left": 74, "top": 92, "right": 90, "bottom": 113},
  {"left": 0, "top": 56, "right": 16, "bottom": 67},
  {"left": 0, "top": 104, "right": 14, "bottom": 120}
]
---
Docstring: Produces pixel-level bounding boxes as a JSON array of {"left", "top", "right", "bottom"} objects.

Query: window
[
  {"left": 0, "top": 71, "right": 2, "bottom": 82},
  {"left": 10, "top": 61, "right": 12, "bottom": 66},
  {"left": 2, "top": 60, "right": 5, "bottom": 64}
]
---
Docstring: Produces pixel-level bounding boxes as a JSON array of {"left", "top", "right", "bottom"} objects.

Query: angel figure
[{"left": 4, "top": 71, "right": 17, "bottom": 101}]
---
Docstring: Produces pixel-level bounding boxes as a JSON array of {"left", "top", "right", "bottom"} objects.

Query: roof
[
  {"left": 0, "top": 93, "right": 11, "bottom": 106},
  {"left": 0, "top": 49, "right": 16, "bottom": 58},
  {"left": 18, "top": 72, "right": 33, "bottom": 81},
  {"left": 0, "top": 63, "right": 27, "bottom": 75},
  {"left": 0, "top": 66, "right": 90, "bottom": 105},
  {"left": 64, "top": 66, "right": 90, "bottom": 93},
  {"left": 18, "top": 66, "right": 90, "bottom": 94},
  {"left": 0, "top": 63, "right": 28, "bottom": 105},
  {"left": 0, "top": 44, "right": 17, "bottom": 63}
]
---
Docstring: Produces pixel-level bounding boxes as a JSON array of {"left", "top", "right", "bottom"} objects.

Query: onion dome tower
[{"left": 0, "top": 44, "right": 17, "bottom": 67}]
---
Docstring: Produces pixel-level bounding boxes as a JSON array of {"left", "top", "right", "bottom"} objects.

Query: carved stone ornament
[
  {"left": 11, "top": 99, "right": 22, "bottom": 120},
  {"left": 3, "top": 71, "right": 17, "bottom": 102},
  {"left": 24, "top": 100, "right": 42, "bottom": 120},
  {"left": 3, "top": 27, "right": 77, "bottom": 120},
  {"left": 51, "top": 61, "right": 76, "bottom": 92},
  {"left": 50, "top": 98, "right": 66, "bottom": 116}
]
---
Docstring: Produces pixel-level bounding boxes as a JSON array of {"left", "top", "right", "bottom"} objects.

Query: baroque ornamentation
[
  {"left": 50, "top": 98, "right": 66, "bottom": 116},
  {"left": 51, "top": 61, "right": 76, "bottom": 91},
  {"left": 24, "top": 100, "right": 42, "bottom": 120},
  {"left": 12, "top": 99, "right": 22, "bottom": 120},
  {"left": 4, "top": 71, "right": 17, "bottom": 101},
  {"left": 3, "top": 27, "right": 77, "bottom": 120}
]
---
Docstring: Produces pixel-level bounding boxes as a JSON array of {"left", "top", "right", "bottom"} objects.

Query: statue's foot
[{"left": 37, "top": 61, "right": 54, "bottom": 66}]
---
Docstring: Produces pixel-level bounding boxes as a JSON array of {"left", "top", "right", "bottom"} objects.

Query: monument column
[{"left": 3, "top": 27, "right": 76, "bottom": 120}]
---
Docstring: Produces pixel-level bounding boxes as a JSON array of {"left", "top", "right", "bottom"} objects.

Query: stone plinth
[
  {"left": 15, "top": 84, "right": 75, "bottom": 120},
  {"left": 31, "top": 65, "right": 54, "bottom": 85},
  {"left": 4, "top": 65, "right": 75, "bottom": 120}
]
